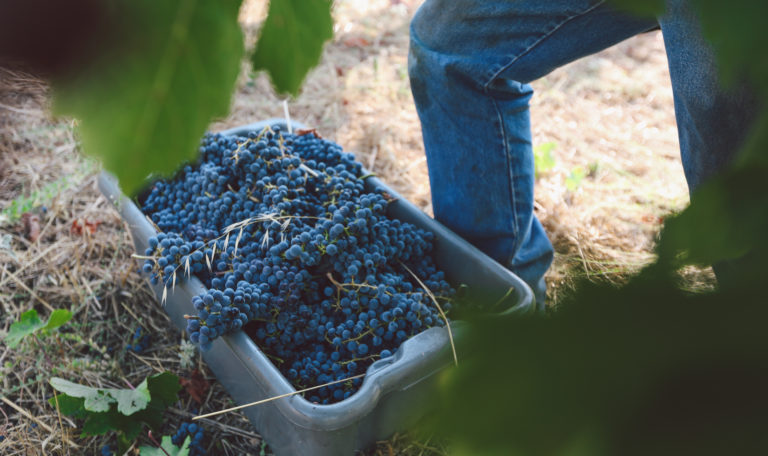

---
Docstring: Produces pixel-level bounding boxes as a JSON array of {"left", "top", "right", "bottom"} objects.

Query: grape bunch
[
  {"left": 126, "top": 326, "right": 151, "bottom": 353},
  {"left": 172, "top": 422, "right": 205, "bottom": 455},
  {"left": 140, "top": 126, "right": 454, "bottom": 402}
]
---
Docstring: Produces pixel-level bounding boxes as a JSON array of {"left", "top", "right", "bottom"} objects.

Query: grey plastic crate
[{"left": 99, "top": 119, "right": 534, "bottom": 455}]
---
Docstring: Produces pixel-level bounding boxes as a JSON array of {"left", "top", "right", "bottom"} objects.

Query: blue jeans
[{"left": 408, "top": 0, "right": 758, "bottom": 308}]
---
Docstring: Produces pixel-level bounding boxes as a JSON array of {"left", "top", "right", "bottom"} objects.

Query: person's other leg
[
  {"left": 659, "top": 0, "right": 761, "bottom": 287},
  {"left": 660, "top": 0, "right": 760, "bottom": 193},
  {"left": 409, "top": 0, "right": 656, "bottom": 307}
]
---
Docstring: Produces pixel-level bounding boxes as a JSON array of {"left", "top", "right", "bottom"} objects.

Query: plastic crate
[{"left": 99, "top": 119, "right": 534, "bottom": 455}]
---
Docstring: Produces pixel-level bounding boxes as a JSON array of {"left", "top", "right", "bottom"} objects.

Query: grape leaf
[
  {"left": 146, "top": 371, "right": 183, "bottom": 407},
  {"left": 80, "top": 403, "right": 166, "bottom": 440},
  {"left": 51, "top": 394, "right": 87, "bottom": 417},
  {"left": 251, "top": 0, "right": 333, "bottom": 96},
  {"left": 140, "top": 435, "right": 190, "bottom": 456},
  {"left": 4, "top": 308, "right": 73, "bottom": 348},
  {"left": 4, "top": 309, "right": 44, "bottom": 348},
  {"left": 426, "top": 273, "right": 768, "bottom": 455},
  {"left": 44, "top": 309, "right": 74, "bottom": 330},
  {"left": 52, "top": 0, "right": 244, "bottom": 196},
  {"left": 692, "top": 0, "right": 768, "bottom": 94},
  {"left": 81, "top": 408, "right": 132, "bottom": 437},
  {"left": 49, "top": 372, "right": 181, "bottom": 440},
  {"left": 50, "top": 377, "right": 151, "bottom": 415}
]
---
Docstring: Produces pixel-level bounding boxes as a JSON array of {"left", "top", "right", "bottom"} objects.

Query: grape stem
[
  {"left": 400, "top": 262, "right": 458, "bottom": 367},
  {"left": 192, "top": 373, "right": 367, "bottom": 420}
]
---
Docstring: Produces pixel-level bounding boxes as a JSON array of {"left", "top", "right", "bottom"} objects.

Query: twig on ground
[
  {"left": 0, "top": 396, "right": 80, "bottom": 449},
  {"left": 1, "top": 265, "right": 55, "bottom": 311}
]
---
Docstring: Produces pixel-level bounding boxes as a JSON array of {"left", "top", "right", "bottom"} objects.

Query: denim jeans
[{"left": 408, "top": 0, "right": 758, "bottom": 308}]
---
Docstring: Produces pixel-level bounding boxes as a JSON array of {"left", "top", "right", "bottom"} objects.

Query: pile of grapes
[
  {"left": 140, "top": 126, "right": 454, "bottom": 403},
  {"left": 172, "top": 422, "right": 205, "bottom": 456}
]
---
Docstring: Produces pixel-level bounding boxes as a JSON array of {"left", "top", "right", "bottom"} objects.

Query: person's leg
[
  {"left": 409, "top": 0, "right": 656, "bottom": 307},
  {"left": 659, "top": 0, "right": 760, "bottom": 194},
  {"left": 658, "top": 0, "right": 761, "bottom": 287}
]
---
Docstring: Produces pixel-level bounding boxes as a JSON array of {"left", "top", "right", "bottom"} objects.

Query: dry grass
[{"left": 0, "top": 0, "right": 716, "bottom": 454}]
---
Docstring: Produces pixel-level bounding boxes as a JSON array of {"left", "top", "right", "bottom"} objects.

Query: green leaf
[
  {"left": 82, "top": 410, "right": 126, "bottom": 437},
  {"left": 4, "top": 309, "right": 44, "bottom": 348},
  {"left": 251, "top": 0, "right": 334, "bottom": 96},
  {"left": 4, "top": 308, "right": 74, "bottom": 348},
  {"left": 43, "top": 309, "right": 74, "bottom": 331},
  {"left": 691, "top": 0, "right": 768, "bottom": 95},
  {"left": 146, "top": 371, "right": 183, "bottom": 407},
  {"left": 82, "top": 406, "right": 152, "bottom": 440},
  {"left": 50, "top": 372, "right": 180, "bottom": 440},
  {"left": 49, "top": 377, "right": 151, "bottom": 415},
  {"left": 565, "top": 166, "right": 586, "bottom": 192},
  {"left": 49, "top": 394, "right": 87, "bottom": 417},
  {"left": 52, "top": 0, "right": 244, "bottom": 196},
  {"left": 140, "top": 435, "right": 190, "bottom": 456},
  {"left": 533, "top": 142, "right": 556, "bottom": 179},
  {"left": 114, "top": 379, "right": 152, "bottom": 415},
  {"left": 425, "top": 274, "right": 768, "bottom": 455}
]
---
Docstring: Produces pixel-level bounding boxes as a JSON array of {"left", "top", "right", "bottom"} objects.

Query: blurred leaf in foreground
[
  {"left": 425, "top": 273, "right": 768, "bottom": 456},
  {"left": 252, "top": 0, "right": 334, "bottom": 97},
  {"left": 52, "top": 0, "right": 244, "bottom": 196}
]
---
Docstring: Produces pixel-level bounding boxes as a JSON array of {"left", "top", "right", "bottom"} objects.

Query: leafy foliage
[
  {"left": 251, "top": 0, "right": 334, "bottom": 97},
  {"left": 50, "top": 377, "right": 151, "bottom": 415},
  {"left": 49, "top": 372, "right": 181, "bottom": 441},
  {"left": 140, "top": 435, "right": 190, "bottom": 456},
  {"left": 4, "top": 308, "right": 73, "bottom": 348},
  {"left": 52, "top": 0, "right": 245, "bottom": 196},
  {"left": 5, "top": 0, "right": 335, "bottom": 196},
  {"left": 426, "top": 274, "right": 768, "bottom": 456}
]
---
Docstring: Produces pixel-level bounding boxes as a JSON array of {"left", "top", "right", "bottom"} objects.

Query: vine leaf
[
  {"left": 50, "top": 377, "right": 151, "bottom": 415},
  {"left": 4, "top": 308, "right": 73, "bottom": 348},
  {"left": 49, "top": 372, "right": 181, "bottom": 441},
  {"left": 52, "top": 0, "right": 244, "bottom": 196},
  {"left": 44, "top": 309, "right": 74, "bottom": 330},
  {"left": 251, "top": 0, "right": 333, "bottom": 97}
]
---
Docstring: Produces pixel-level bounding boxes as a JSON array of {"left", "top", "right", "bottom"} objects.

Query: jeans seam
[
  {"left": 490, "top": 97, "right": 518, "bottom": 241},
  {"left": 484, "top": 0, "right": 606, "bottom": 257},
  {"left": 481, "top": 0, "right": 607, "bottom": 92}
]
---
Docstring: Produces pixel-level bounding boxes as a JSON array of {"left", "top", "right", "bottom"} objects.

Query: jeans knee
[
  {"left": 409, "top": 1, "right": 533, "bottom": 97},
  {"left": 410, "top": 0, "right": 454, "bottom": 52}
]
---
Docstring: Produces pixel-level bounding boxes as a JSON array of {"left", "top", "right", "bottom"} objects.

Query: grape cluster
[
  {"left": 100, "top": 444, "right": 114, "bottom": 456},
  {"left": 126, "top": 327, "right": 151, "bottom": 353},
  {"left": 172, "top": 422, "right": 205, "bottom": 455},
  {"left": 140, "top": 126, "right": 454, "bottom": 402}
]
